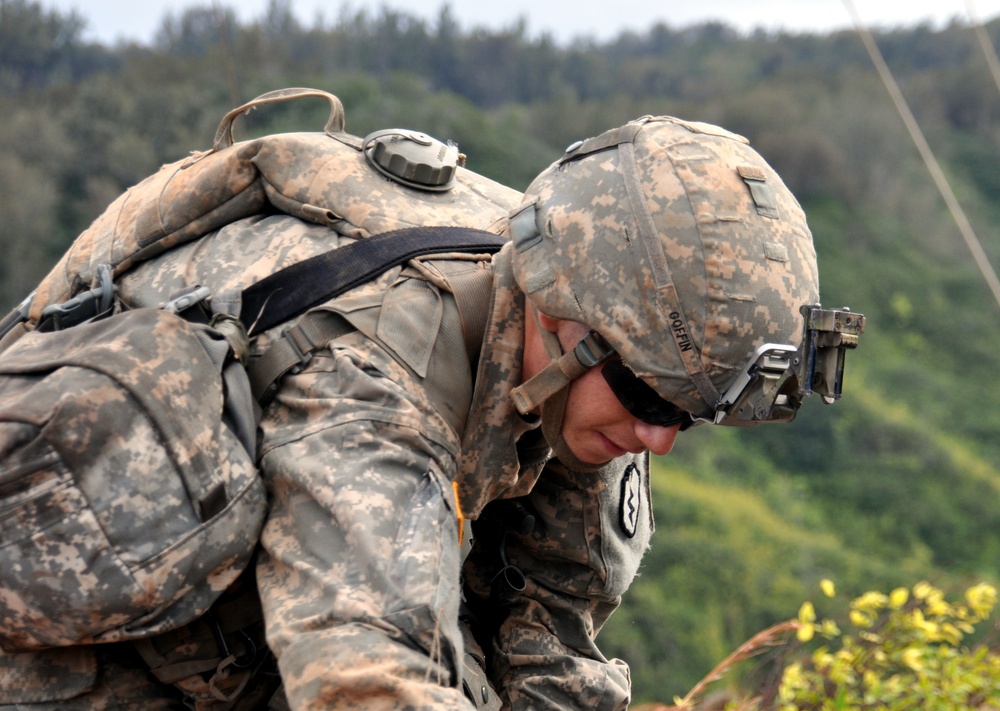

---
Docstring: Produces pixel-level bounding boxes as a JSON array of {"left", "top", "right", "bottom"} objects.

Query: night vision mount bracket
[{"left": 711, "top": 304, "right": 866, "bottom": 427}]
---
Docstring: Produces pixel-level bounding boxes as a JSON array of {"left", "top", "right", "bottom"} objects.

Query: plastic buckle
[
  {"left": 161, "top": 285, "right": 213, "bottom": 315},
  {"left": 574, "top": 330, "right": 615, "bottom": 368},
  {"left": 283, "top": 323, "right": 316, "bottom": 375},
  {"left": 37, "top": 264, "right": 116, "bottom": 332}
]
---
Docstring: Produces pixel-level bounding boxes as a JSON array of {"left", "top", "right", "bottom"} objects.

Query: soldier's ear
[{"left": 536, "top": 312, "right": 561, "bottom": 334}]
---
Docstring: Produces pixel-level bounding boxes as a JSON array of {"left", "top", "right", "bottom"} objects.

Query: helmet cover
[{"left": 510, "top": 116, "right": 820, "bottom": 418}]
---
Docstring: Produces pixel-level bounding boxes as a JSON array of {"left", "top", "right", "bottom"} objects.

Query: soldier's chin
[{"left": 562, "top": 432, "right": 622, "bottom": 466}]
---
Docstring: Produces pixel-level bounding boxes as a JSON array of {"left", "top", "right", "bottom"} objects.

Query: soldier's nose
[{"left": 634, "top": 421, "right": 679, "bottom": 456}]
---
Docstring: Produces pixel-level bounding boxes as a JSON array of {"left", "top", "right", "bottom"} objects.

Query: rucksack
[
  {"left": 19, "top": 87, "right": 517, "bottom": 327},
  {"left": 0, "top": 88, "right": 514, "bottom": 651}
]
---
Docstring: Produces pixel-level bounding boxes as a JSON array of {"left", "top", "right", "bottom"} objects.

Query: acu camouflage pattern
[
  {"left": 0, "top": 307, "right": 265, "bottom": 649},
  {"left": 511, "top": 116, "right": 820, "bottom": 417},
  {"left": 27, "top": 88, "right": 516, "bottom": 324},
  {"left": 462, "top": 453, "right": 653, "bottom": 711},
  {"left": 110, "top": 213, "right": 645, "bottom": 710},
  {"left": 0, "top": 643, "right": 192, "bottom": 708},
  {"left": 0, "top": 92, "right": 683, "bottom": 710}
]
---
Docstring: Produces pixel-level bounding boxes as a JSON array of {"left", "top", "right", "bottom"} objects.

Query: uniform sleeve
[
  {"left": 463, "top": 454, "right": 654, "bottom": 711},
  {"left": 254, "top": 337, "right": 476, "bottom": 710}
]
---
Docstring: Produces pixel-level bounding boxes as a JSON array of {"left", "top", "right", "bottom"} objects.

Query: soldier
[{"left": 0, "top": 110, "right": 859, "bottom": 710}]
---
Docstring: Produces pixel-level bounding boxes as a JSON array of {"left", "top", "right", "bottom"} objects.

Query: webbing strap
[
  {"left": 509, "top": 346, "right": 589, "bottom": 416},
  {"left": 247, "top": 311, "right": 356, "bottom": 403},
  {"left": 240, "top": 226, "right": 507, "bottom": 335},
  {"left": 559, "top": 123, "right": 645, "bottom": 165},
  {"left": 618, "top": 141, "right": 722, "bottom": 408},
  {"left": 242, "top": 225, "right": 506, "bottom": 404},
  {"left": 444, "top": 264, "right": 495, "bottom": 370}
]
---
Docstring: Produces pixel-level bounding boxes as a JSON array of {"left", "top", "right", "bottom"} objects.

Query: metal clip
[
  {"left": 713, "top": 344, "right": 798, "bottom": 426},
  {"left": 206, "top": 612, "right": 258, "bottom": 670},
  {"left": 797, "top": 305, "right": 866, "bottom": 403},
  {"left": 708, "top": 304, "right": 865, "bottom": 427}
]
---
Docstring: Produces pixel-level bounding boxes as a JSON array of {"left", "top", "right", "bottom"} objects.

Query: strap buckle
[
  {"left": 574, "top": 330, "right": 615, "bottom": 368},
  {"left": 37, "top": 264, "right": 116, "bottom": 332},
  {"left": 161, "top": 285, "right": 213, "bottom": 316}
]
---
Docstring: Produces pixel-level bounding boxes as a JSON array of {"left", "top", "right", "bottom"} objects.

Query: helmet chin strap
[{"left": 510, "top": 311, "right": 608, "bottom": 472}]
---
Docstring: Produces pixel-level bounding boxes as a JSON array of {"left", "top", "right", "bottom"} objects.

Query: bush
[
  {"left": 779, "top": 580, "right": 1000, "bottom": 710},
  {"left": 638, "top": 580, "right": 1000, "bottom": 711}
]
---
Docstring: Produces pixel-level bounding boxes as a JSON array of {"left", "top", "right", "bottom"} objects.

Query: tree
[{"left": 0, "top": 0, "right": 104, "bottom": 93}]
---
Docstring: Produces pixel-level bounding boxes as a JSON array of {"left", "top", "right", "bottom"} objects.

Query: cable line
[
  {"left": 213, "top": 1, "right": 244, "bottom": 127},
  {"left": 966, "top": 1, "right": 1000, "bottom": 99},
  {"left": 842, "top": 0, "right": 1000, "bottom": 311}
]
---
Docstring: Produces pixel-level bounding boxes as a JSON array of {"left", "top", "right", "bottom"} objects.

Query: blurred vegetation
[
  {"left": 4, "top": 0, "right": 1000, "bottom": 702},
  {"left": 635, "top": 580, "right": 1000, "bottom": 709}
]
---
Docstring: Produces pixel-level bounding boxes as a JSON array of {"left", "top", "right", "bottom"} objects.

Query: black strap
[{"left": 239, "top": 226, "right": 507, "bottom": 334}]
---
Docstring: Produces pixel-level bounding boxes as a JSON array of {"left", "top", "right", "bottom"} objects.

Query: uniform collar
[{"left": 455, "top": 244, "right": 551, "bottom": 519}]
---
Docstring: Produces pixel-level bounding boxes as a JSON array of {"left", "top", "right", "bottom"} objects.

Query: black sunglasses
[{"left": 601, "top": 359, "right": 694, "bottom": 430}]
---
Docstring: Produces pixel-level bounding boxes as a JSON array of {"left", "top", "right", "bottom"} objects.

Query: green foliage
[
  {"left": 780, "top": 581, "right": 1000, "bottom": 709},
  {"left": 0, "top": 0, "right": 115, "bottom": 93},
  {"left": 652, "top": 581, "right": 1000, "bottom": 710},
  {"left": 5, "top": 1, "right": 1000, "bottom": 703}
]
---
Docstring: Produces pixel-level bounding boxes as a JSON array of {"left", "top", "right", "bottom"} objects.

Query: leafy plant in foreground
[{"left": 636, "top": 580, "right": 1000, "bottom": 710}]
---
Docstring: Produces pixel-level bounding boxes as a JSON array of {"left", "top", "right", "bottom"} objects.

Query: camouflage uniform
[
  {"left": 1, "top": 111, "right": 835, "bottom": 710},
  {"left": 132, "top": 214, "right": 648, "bottom": 710},
  {"left": 1, "top": 207, "right": 649, "bottom": 709}
]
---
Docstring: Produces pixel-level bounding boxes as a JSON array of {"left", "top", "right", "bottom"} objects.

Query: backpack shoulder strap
[
  {"left": 243, "top": 226, "right": 506, "bottom": 403},
  {"left": 239, "top": 226, "right": 506, "bottom": 334},
  {"left": 442, "top": 259, "right": 496, "bottom": 372}
]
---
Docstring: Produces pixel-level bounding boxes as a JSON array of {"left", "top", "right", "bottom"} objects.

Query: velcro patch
[
  {"left": 738, "top": 165, "right": 780, "bottom": 219},
  {"left": 619, "top": 463, "right": 641, "bottom": 538},
  {"left": 764, "top": 242, "right": 789, "bottom": 262}
]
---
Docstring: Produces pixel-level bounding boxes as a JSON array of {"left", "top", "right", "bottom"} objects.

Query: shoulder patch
[{"left": 619, "top": 463, "right": 641, "bottom": 538}]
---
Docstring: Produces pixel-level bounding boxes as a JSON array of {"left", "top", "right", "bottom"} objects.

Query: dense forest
[{"left": 4, "top": 0, "right": 1000, "bottom": 702}]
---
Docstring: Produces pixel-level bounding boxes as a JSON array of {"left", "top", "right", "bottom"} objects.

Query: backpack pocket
[{"left": 0, "top": 309, "right": 266, "bottom": 650}]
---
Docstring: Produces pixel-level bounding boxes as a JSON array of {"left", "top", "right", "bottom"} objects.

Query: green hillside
[{"left": 3, "top": 0, "right": 1000, "bottom": 701}]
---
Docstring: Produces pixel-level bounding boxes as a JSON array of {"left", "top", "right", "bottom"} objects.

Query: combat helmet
[{"left": 509, "top": 116, "right": 863, "bottom": 460}]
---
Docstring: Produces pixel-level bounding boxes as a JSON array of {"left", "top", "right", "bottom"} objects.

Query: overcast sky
[{"left": 38, "top": 0, "right": 1000, "bottom": 46}]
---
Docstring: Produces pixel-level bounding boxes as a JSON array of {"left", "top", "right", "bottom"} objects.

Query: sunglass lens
[{"left": 601, "top": 359, "right": 692, "bottom": 428}]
